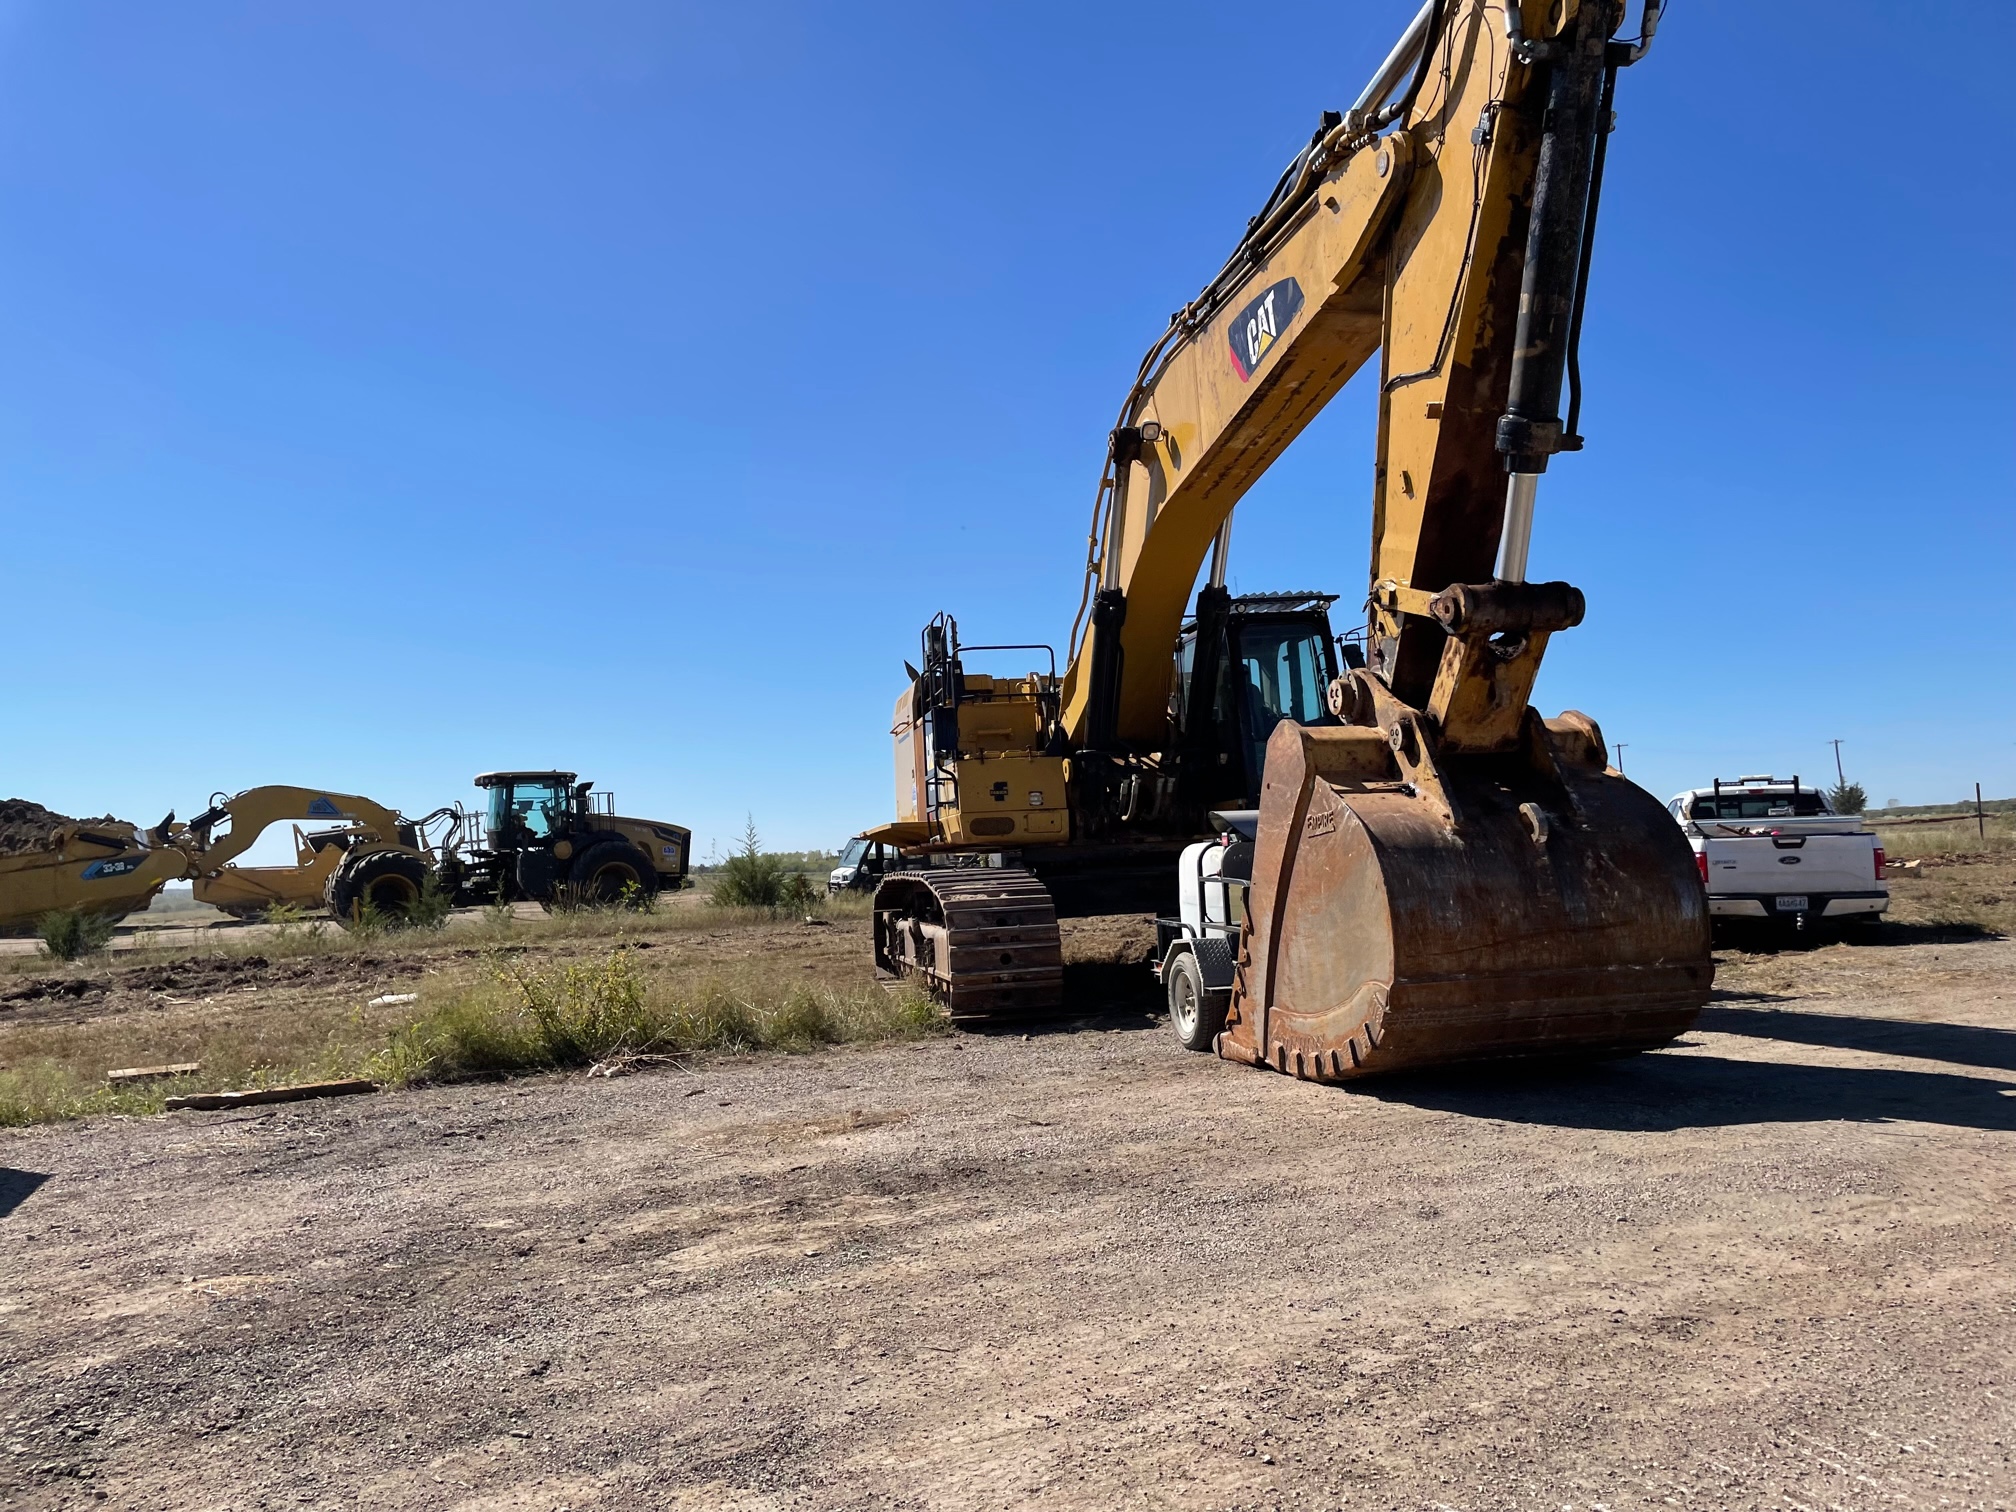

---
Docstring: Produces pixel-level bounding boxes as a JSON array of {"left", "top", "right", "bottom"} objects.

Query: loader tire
[
  {"left": 1165, "top": 950, "right": 1226, "bottom": 1052},
  {"left": 326, "top": 849, "right": 430, "bottom": 927},
  {"left": 571, "top": 841, "right": 660, "bottom": 906}
]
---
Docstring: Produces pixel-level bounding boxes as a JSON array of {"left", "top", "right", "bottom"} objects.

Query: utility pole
[
  {"left": 1830, "top": 738, "right": 1847, "bottom": 788},
  {"left": 1614, "top": 743, "right": 1627, "bottom": 774}
]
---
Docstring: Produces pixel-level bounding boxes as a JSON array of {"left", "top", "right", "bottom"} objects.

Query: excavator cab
[{"left": 1174, "top": 592, "right": 1343, "bottom": 810}]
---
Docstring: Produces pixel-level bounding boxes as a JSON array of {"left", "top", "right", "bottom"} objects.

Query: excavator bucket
[{"left": 1217, "top": 705, "right": 1711, "bottom": 1080}]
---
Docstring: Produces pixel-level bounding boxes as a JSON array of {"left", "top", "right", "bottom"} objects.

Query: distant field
[
  {"left": 1869, "top": 795, "right": 2015, "bottom": 819},
  {"left": 1865, "top": 800, "right": 2014, "bottom": 860},
  {"left": 140, "top": 885, "right": 217, "bottom": 916}
]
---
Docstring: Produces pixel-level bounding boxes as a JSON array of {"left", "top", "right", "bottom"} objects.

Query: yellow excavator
[{"left": 867, "top": 0, "right": 1710, "bottom": 1078}]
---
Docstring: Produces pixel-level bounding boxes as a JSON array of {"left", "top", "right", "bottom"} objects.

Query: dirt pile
[{"left": 0, "top": 798, "right": 126, "bottom": 857}]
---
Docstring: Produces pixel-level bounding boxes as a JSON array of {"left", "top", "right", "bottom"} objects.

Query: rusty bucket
[{"left": 1216, "top": 710, "right": 1712, "bottom": 1080}]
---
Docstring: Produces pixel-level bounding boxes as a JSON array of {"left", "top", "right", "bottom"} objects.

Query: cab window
[
  {"left": 489, "top": 780, "right": 570, "bottom": 839},
  {"left": 1689, "top": 791, "right": 1828, "bottom": 820},
  {"left": 1234, "top": 622, "right": 1335, "bottom": 781}
]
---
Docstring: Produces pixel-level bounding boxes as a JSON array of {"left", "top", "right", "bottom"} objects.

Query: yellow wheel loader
[{"left": 868, "top": 0, "right": 1710, "bottom": 1078}]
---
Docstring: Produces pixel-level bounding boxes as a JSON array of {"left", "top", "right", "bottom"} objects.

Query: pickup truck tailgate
[{"left": 1701, "top": 831, "right": 1878, "bottom": 896}]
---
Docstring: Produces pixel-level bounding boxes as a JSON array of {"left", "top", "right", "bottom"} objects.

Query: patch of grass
[
  {"left": 0, "top": 941, "right": 938, "bottom": 1126},
  {"left": 262, "top": 902, "right": 329, "bottom": 946},
  {"left": 1877, "top": 813, "right": 2016, "bottom": 860},
  {"left": 0, "top": 1000, "right": 387, "bottom": 1128},
  {"left": 371, "top": 947, "right": 937, "bottom": 1087},
  {"left": 1884, "top": 853, "right": 2015, "bottom": 939},
  {"left": 37, "top": 909, "right": 119, "bottom": 961}
]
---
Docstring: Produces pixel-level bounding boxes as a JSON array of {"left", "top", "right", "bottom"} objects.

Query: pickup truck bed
[{"left": 1671, "top": 783, "right": 1886, "bottom": 937}]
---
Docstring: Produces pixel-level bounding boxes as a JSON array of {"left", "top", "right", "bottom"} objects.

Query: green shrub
[
  {"left": 1829, "top": 780, "right": 1867, "bottom": 815},
  {"left": 405, "top": 872, "right": 456, "bottom": 930},
  {"left": 38, "top": 909, "right": 118, "bottom": 961},
  {"left": 710, "top": 818, "right": 787, "bottom": 909}
]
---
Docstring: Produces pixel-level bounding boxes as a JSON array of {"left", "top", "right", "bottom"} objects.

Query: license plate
[{"left": 1776, "top": 895, "right": 1809, "bottom": 912}]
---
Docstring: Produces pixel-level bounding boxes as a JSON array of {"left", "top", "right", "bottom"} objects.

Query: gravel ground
[{"left": 3, "top": 932, "right": 2013, "bottom": 1511}]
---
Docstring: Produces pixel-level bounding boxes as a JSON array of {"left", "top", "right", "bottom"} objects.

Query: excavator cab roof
[
  {"left": 474, "top": 771, "right": 580, "bottom": 789},
  {"left": 1221, "top": 592, "right": 1338, "bottom": 619}
]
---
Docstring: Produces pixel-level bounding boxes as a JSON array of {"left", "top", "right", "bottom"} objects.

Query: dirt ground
[{"left": 3, "top": 908, "right": 2014, "bottom": 1511}]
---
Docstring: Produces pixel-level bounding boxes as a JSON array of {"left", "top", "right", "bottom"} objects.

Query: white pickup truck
[{"left": 1668, "top": 777, "right": 1887, "bottom": 939}]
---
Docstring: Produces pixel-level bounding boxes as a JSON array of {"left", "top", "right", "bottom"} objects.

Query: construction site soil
[
  {"left": 3, "top": 897, "right": 2013, "bottom": 1510},
  {"left": 0, "top": 801, "right": 123, "bottom": 858}
]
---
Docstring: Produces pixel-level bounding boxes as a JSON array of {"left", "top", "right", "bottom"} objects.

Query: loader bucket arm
[{"left": 187, "top": 786, "right": 409, "bottom": 872}]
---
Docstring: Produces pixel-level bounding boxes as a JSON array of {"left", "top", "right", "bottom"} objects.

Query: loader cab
[
  {"left": 1173, "top": 592, "right": 1342, "bottom": 808},
  {"left": 476, "top": 770, "right": 580, "bottom": 849}
]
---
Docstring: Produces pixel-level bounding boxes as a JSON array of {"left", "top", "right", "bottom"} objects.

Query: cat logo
[{"left": 1227, "top": 277, "right": 1306, "bottom": 381}]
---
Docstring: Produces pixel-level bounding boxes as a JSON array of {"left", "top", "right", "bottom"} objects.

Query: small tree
[
  {"left": 710, "top": 818, "right": 786, "bottom": 909},
  {"left": 1828, "top": 780, "right": 1867, "bottom": 815},
  {"left": 37, "top": 908, "right": 118, "bottom": 961}
]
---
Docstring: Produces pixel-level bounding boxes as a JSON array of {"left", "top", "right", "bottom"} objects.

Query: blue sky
[{"left": 2, "top": 1, "right": 2010, "bottom": 857}]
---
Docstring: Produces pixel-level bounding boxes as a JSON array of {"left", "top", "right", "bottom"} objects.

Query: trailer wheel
[
  {"left": 1165, "top": 950, "right": 1225, "bottom": 1052},
  {"left": 326, "top": 850, "right": 430, "bottom": 926},
  {"left": 571, "top": 841, "right": 660, "bottom": 906}
]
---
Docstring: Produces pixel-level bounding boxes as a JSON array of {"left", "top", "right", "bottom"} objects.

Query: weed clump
[
  {"left": 37, "top": 908, "right": 118, "bottom": 961},
  {"left": 371, "top": 946, "right": 936, "bottom": 1087}
]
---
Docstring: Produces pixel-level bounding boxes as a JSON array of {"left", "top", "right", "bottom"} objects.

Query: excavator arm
[{"left": 1064, "top": 0, "right": 1650, "bottom": 756}]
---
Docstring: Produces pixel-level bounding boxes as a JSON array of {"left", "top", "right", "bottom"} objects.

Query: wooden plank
[
  {"left": 107, "top": 1062, "right": 200, "bottom": 1084},
  {"left": 165, "top": 1079, "right": 378, "bottom": 1112}
]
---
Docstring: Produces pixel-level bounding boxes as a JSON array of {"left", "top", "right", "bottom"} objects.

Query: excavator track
[{"left": 871, "top": 868, "right": 1063, "bottom": 1018}]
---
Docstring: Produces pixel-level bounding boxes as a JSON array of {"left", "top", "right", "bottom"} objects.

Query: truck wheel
[
  {"left": 1166, "top": 950, "right": 1225, "bottom": 1052},
  {"left": 326, "top": 850, "right": 430, "bottom": 926},
  {"left": 571, "top": 841, "right": 660, "bottom": 906}
]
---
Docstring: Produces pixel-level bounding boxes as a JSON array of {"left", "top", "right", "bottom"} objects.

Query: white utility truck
[
  {"left": 828, "top": 833, "right": 902, "bottom": 895},
  {"left": 1152, "top": 811, "right": 1256, "bottom": 1051},
  {"left": 1668, "top": 776, "right": 1886, "bottom": 940}
]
